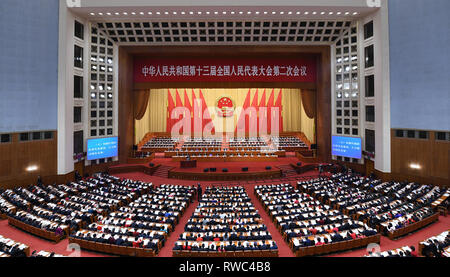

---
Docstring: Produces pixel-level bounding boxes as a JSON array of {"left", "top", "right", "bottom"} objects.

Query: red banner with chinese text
[{"left": 134, "top": 58, "right": 316, "bottom": 83}]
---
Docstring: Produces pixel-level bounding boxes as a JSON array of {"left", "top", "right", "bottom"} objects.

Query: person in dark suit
[{"left": 197, "top": 184, "right": 202, "bottom": 202}]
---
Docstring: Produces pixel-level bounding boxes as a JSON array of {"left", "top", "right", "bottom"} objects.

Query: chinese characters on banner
[{"left": 134, "top": 59, "right": 316, "bottom": 83}]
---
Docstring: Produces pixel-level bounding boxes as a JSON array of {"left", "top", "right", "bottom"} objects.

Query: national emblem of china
[{"left": 216, "top": 96, "right": 235, "bottom": 117}]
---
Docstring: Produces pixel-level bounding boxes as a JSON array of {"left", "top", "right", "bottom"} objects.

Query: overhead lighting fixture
[
  {"left": 280, "top": 12, "right": 284, "bottom": 15},
  {"left": 353, "top": 12, "right": 358, "bottom": 15},
  {"left": 337, "top": 12, "right": 342, "bottom": 15},
  {"left": 189, "top": 11, "right": 193, "bottom": 15},
  {"left": 321, "top": 11, "right": 326, "bottom": 15},
  {"left": 131, "top": 12, "right": 136, "bottom": 15},
  {"left": 26, "top": 165, "right": 38, "bottom": 172},
  {"left": 329, "top": 12, "right": 334, "bottom": 15},
  {"left": 90, "top": 13, "right": 95, "bottom": 16},
  {"left": 173, "top": 12, "right": 177, "bottom": 15},
  {"left": 164, "top": 11, "right": 169, "bottom": 15},
  {"left": 214, "top": 11, "right": 218, "bottom": 15},
  {"left": 139, "top": 12, "right": 144, "bottom": 15},
  {"left": 222, "top": 11, "right": 227, "bottom": 15},
  {"left": 181, "top": 11, "right": 185, "bottom": 15},
  {"left": 156, "top": 11, "right": 161, "bottom": 15},
  {"left": 239, "top": 11, "right": 243, "bottom": 14},
  {"left": 345, "top": 12, "right": 350, "bottom": 15},
  {"left": 305, "top": 12, "right": 310, "bottom": 15},
  {"left": 296, "top": 11, "right": 301, "bottom": 15},
  {"left": 98, "top": 12, "right": 103, "bottom": 16},
  {"left": 123, "top": 12, "right": 128, "bottom": 15},
  {"left": 247, "top": 11, "right": 252, "bottom": 14},
  {"left": 206, "top": 11, "right": 210, "bottom": 15},
  {"left": 288, "top": 11, "right": 292, "bottom": 15},
  {"left": 147, "top": 12, "right": 152, "bottom": 15},
  {"left": 255, "top": 11, "right": 260, "bottom": 14},
  {"left": 231, "top": 11, "right": 235, "bottom": 14},
  {"left": 272, "top": 11, "right": 276, "bottom": 14},
  {"left": 264, "top": 11, "right": 268, "bottom": 14},
  {"left": 410, "top": 163, "right": 421, "bottom": 169},
  {"left": 106, "top": 12, "right": 111, "bottom": 15},
  {"left": 197, "top": 11, "right": 202, "bottom": 15}
]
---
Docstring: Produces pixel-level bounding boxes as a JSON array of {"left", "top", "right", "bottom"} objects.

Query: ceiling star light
[{"left": 26, "top": 165, "right": 38, "bottom": 172}]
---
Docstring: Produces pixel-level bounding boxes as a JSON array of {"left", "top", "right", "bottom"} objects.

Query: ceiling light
[
  {"left": 106, "top": 12, "right": 111, "bottom": 15},
  {"left": 189, "top": 11, "right": 193, "bottom": 15},
  {"left": 156, "top": 12, "right": 161, "bottom": 15},
  {"left": 173, "top": 12, "right": 177, "bottom": 15},
  {"left": 115, "top": 12, "right": 120, "bottom": 15},
  {"left": 345, "top": 12, "right": 350, "bottom": 15},
  {"left": 198, "top": 11, "right": 202, "bottom": 15},
  {"left": 131, "top": 12, "right": 136, "bottom": 15},
  {"left": 181, "top": 11, "right": 185, "bottom": 15},
  {"left": 139, "top": 12, "right": 144, "bottom": 15},
  {"left": 321, "top": 12, "right": 325, "bottom": 15},
  {"left": 247, "top": 11, "right": 252, "bottom": 14},
  {"left": 306, "top": 12, "right": 310, "bottom": 15},
  {"left": 353, "top": 12, "right": 358, "bottom": 15},
  {"left": 255, "top": 11, "right": 260, "bottom": 14},
  {"left": 90, "top": 13, "right": 95, "bottom": 16},
  {"left": 337, "top": 12, "right": 342, "bottom": 15},
  {"left": 223, "top": 11, "right": 227, "bottom": 14},
  {"left": 264, "top": 11, "right": 268, "bottom": 14},
  {"left": 239, "top": 11, "right": 243, "bottom": 14},
  {"left": 214, "top": 11, "right": 218, "bottom": 14},
  {"left": 147, "top": 12, "right": 152, "bottom": 15},
  {"left": 410, "top": 163, "right": 421, "bottom": 169},
  {"left": 329, "top": 12, "right": 334, "bottom": 15},
  {"left": 164, "top": 11, "right": 169, "bottom": 15},
  {"left": 206, "top": 11, "right": 210, "bottom": 14},
  {"left": 272, "top": 11, "right": 276, "bottom": 14},
  {"left": 296, "top": 11, "right": 301, "bottom": 15},
  {"left": 26, "top": 165, "right": 38, "bottom": 172},
  {"left": 231, "top": 11, "right": 235, "bottom": 14},
  {"left": 288, "top": 11, "right": 292, "bottom": 15}
]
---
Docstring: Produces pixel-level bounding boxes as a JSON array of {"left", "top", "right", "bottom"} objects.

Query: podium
[{"left": 180, "top": 160, "right": 197, "bottom": 168}]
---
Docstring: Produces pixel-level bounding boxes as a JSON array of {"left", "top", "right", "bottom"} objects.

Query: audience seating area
[
  {"left": 419, "top": 230, "right": 450, "bottom": 257},
  {"left": 173, "top": 186, "right": 278, "bottom": 257},
  {"left": 255, "top": 183, "right": 380, "bottom": 257},
  {"left": 0, "top": 234, "right": 30, "bottom": 257},
  {"left": 70, "top": 183, "right": 194, "bottom": 256},
  {"left": 298, "top": 173, "right": 441, "bottom": 240},
  {"left": 271, "top": 136, "right": 307, "bottom": 150},
  {"left": 365, "top": 245, "right": 418, "bottom": 257},
  {"left": 142, "top": 137, "right": 178, "bottom": 150}
]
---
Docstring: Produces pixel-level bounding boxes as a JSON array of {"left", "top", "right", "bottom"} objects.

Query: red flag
[
  {"left": 199, "top": 89, "right": 215, "bottom": 136},
  {"left": 258, "top": 89, "right": 266, "bottom": 135},
  {"left": 235, "top": 89, "right": 252, "bottom": 136},
  {"left": 184, "top": 89, "right": 193, "bottom": 135},
  {"left": 175, "top": 89, "right": 184, "bottom": 133},
  {"left": 275, "top": 89, "right": 283, "bottom": 133},
  {"left": 167, "top": 89, "right": 175, "bottom": 133},
  {"left": 266, "top": 89, "right": 275, "bottom": 134},
  {"left": 192, "top": 89, "right": 203, "bottom": 137}
]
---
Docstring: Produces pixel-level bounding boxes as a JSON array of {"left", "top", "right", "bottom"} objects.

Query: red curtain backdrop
[
  {"left": 301, "top": 89, "right": 316, "bottom": 119},
  {"left": 134, "top": 90, "right": 150, "bottom": 120}
]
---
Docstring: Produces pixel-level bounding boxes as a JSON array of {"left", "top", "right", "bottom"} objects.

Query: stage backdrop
[{"left": 135, "top": 88, "right": 315, "bottom": 144}]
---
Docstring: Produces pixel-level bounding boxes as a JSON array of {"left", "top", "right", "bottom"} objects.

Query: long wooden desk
[{"left": 180, "top": 160, "right": 197, "bottom": 168}]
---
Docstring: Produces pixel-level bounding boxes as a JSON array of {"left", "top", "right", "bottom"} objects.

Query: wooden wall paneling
[{"left": 118, "top": 48, "right": 135, "bottom": 163}]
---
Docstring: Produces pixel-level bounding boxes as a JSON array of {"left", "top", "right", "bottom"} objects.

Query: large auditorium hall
[{"left": 0, "top": 0, "right": 449, "bottom": 272}]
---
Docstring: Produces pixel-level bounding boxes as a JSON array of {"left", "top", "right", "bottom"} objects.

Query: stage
[{"left": 108, "top": 156, "right": 318, "bottom": 181}]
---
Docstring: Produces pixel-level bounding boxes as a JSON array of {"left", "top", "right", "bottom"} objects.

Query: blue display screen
[
  {"left": 331, "top": 136, "right": 362, "bottom": 159},
  {"left": 87, "top": 137, "right": 118, "bottom": 161}
]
